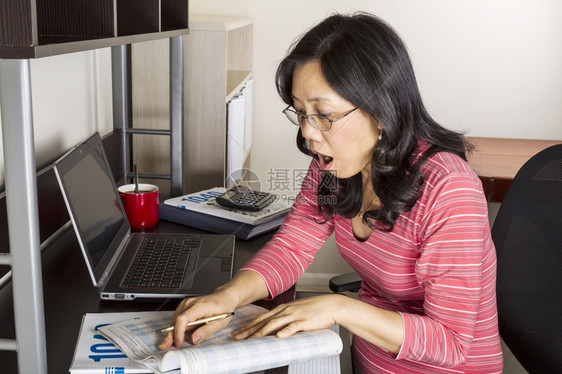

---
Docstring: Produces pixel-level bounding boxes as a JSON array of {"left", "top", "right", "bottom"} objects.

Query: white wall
[
  {"left": 1, "top": 0, "right": 562, "bottom": 287},
  {"left": 0, "top": 48, "right": 113, "bottom": 183},
  {"left": 187, "top": 0, "right": 562, "bottom": 185}
]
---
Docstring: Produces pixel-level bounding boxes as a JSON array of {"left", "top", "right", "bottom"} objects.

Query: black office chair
[
  {"left": 329, "top": 144, "right": 562, "bottom": 373},
  {"left": 491, "top": 144, "right": 562, "bottom": 374}
]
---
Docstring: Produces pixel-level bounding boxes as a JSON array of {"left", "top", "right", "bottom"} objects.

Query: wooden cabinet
[{"left": 133, "top": 15, "right": 253, "bottom": 193}]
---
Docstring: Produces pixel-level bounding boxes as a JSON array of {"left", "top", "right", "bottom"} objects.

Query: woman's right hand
[
  {"left": 158, "top": 270, "right": 269, "bottom": 350},
  {"left": 158, "top": 290, "right": 238, "bottom": 349}
]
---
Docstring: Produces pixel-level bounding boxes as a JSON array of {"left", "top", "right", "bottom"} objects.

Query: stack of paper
[{"left": 160, "top": 188, "right": 292, "bottom": 240}]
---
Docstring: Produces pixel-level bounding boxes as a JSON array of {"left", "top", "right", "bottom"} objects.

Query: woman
[{"left": 160, "top": 12, "right": 503, "bottom": 373}]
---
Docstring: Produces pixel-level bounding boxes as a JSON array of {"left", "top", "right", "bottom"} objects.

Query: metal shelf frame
[
  {"left": 112, "top": 37, "right": 185, "bottom": 196},
  {"left": 0, "top": 35, "right": 185, "bottom": 373}
]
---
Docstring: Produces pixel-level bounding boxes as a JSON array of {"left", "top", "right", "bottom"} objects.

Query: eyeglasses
[{"left": 282, "top": 106, "right": 358, "bottom": 132}]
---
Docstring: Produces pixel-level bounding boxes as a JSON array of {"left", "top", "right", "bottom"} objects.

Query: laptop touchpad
[
  {"left": 198, "top": 256, "right": 232, "bottom": 274},
  {"left": 198, "top": 257, "right": 225, "bottom": 272}
]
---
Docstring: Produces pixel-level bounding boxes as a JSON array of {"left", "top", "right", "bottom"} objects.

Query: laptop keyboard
[{"left": 122, "top": 236, "right": 200, "bottom": 288}]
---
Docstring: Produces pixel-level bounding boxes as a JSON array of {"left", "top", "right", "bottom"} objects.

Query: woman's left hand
[{"left": 233, "top": 294, "right": 347, "bottom": 340}]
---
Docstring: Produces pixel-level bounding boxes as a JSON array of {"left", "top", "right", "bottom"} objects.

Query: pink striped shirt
[{"left": 242, "top": 150, "right": 503, "bottom": 373}]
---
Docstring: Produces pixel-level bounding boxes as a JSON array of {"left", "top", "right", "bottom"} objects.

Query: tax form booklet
[{"left": 70, "top": 304, "right": 343, "bottom": 374}]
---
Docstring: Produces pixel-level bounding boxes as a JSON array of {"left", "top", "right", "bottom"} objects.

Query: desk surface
[
  {"left": 0, "top": 221, "right": 279, "bottom": 373},
  {"left": 467, "top": 137, "right": 561, "bottom": 179},
  {"left": 467, "top": 137, "right": 561, "bottom": 202}
]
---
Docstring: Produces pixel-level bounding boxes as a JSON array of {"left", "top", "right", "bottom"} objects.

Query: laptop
[{"left": 53, "top": 132, "right": 235, "bottom": 300}]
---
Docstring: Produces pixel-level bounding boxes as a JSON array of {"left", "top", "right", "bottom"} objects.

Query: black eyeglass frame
[{"left": 282, "top": 106, "right": 359, "bottom": 132}]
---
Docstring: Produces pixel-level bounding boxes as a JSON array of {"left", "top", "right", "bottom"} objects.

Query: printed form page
[{"left": 98, "top": 304, "right": 342, "bottom": 373}]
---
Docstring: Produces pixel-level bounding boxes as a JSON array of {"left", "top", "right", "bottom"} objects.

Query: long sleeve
[
  {"left": 240, "top": 160, "right": 334, "bottom": 298},
  {"left": 395, "top": 168, "right": 498, "bottom": 368}
]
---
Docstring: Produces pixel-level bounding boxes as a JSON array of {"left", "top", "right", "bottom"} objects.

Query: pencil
[{"left": 158, "top": 312, "right": 234, "bottom": 333}]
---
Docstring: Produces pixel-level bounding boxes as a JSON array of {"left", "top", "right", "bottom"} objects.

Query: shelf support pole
[
  {"left": 111, "top": 44, "right": 133, "bottom": 185},
  {"left": 0, "top": 58, "right": 48, "bottom": 373},
  {"left": 169, "top": 35, "right": 185, "bottom": 196}
]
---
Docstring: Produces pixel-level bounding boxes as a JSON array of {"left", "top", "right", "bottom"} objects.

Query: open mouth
[
  {"left": 311, "top": 149, "right": 334, "bottom": 168},
  {"left": 321, "top": 154, "right": 333, "bottom": 164},
  {"left": 315, "top": 153, "right": 333, "bottom": 168}
]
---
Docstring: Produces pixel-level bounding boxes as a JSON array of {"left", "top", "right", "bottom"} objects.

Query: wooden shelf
[
  {"left": 132, "top": 15, "right": 253, "bottom": 194},
  {"left": 162, "top": 0, "right": 189, "bottom": 31},
  {"left": 0, "top": 0, "right": 189, "bottom": 59},
  {"left": 183, "top": 15, "right": 253, "bottom": 192},
  {"left": 227, "top": 69, "right": 252, "bottom": 102},
  {"left": 116, "top": 0, "right": 160, "bottom": 37},
  {"left": 37, "top": 0, "right": 114, "bottom": 42}
]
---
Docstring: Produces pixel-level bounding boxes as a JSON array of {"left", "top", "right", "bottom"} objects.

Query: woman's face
[{"left": 291, "top": 60, "right": 380, "bottom": 179}]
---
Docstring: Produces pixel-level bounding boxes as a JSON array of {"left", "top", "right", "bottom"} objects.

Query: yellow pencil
[{"left": 158, "top": 312, "right": 234, "bottom": 333}]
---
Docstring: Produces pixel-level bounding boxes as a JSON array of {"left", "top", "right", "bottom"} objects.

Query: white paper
[
  {"left": 98, "top": 304, "right": 342, "bottom": 374},
  {"left": 69, "top": 311, "right": 162, "bottom": 373}
]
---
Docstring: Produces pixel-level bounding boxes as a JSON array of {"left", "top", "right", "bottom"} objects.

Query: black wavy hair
[{"left": 276, "top": 12, "right": 472, "bottom": 232}]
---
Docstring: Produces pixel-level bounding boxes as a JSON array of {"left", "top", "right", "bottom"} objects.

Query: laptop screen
[
  {"left": 54, "top": 133, "right": 130, "bottom": 285},
  {"left": 63, "top": 150, "right": 123, "bottom": 267}
]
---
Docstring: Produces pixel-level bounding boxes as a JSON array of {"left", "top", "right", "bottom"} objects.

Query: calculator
[{"left": 215, "top": 186, "right": 276, "bottom": 211}]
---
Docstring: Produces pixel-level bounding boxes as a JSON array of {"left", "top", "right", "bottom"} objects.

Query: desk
[
  {"left": 467, "top": 137, "right": 562, "bottom": 202},
  {"left": 0, "top": 221, "right": 280, "bottom": 373}
]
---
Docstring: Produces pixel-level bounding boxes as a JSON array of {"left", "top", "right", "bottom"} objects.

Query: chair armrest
[{"left": 329, "top": 272, "right": 362, "bottom": 293}]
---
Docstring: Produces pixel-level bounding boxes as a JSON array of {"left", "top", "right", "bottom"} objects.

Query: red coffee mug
[{"left": 118, "top": 184, "right": 159, "bottom": 229}]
